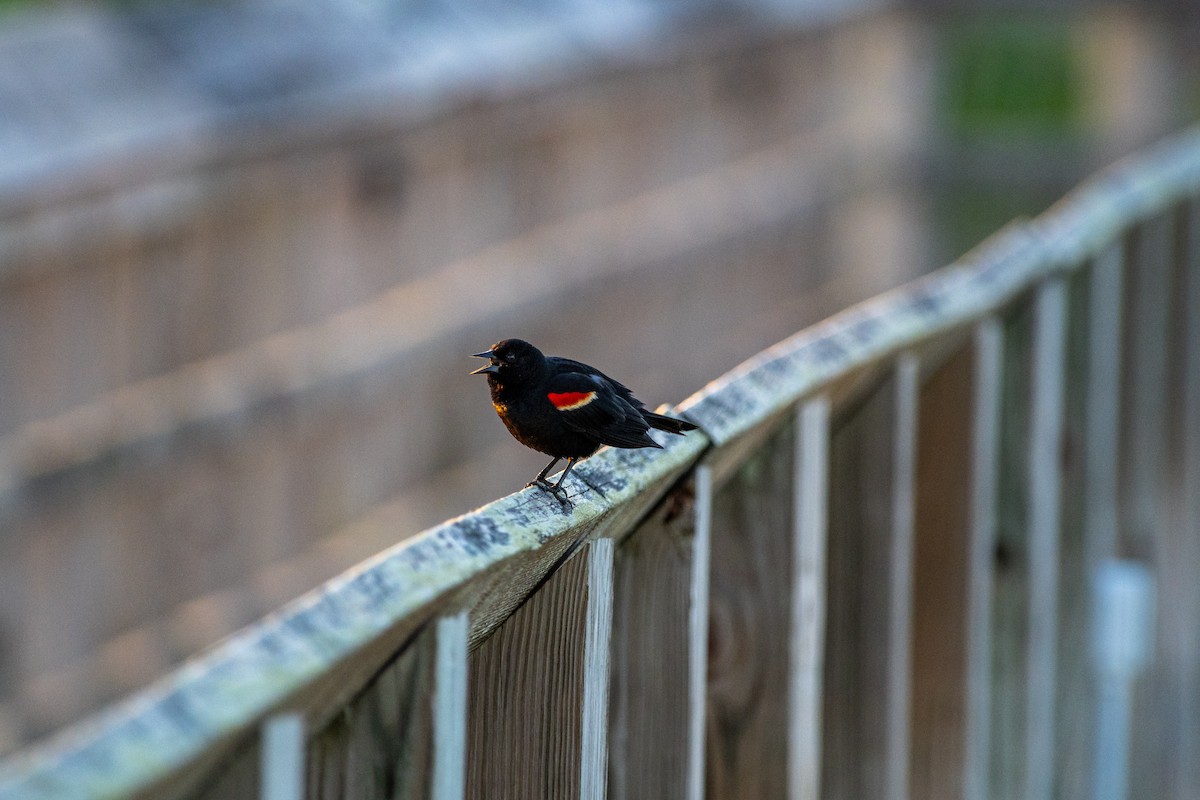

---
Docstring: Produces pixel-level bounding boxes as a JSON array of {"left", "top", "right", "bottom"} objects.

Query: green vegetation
[{"left": 942, "top": 16, "right": 1084, "bottom": 138}]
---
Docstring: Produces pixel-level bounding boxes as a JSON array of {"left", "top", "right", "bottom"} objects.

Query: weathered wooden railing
[{"left": 2, "top": 127, "right": 1199, "bottom": 799}]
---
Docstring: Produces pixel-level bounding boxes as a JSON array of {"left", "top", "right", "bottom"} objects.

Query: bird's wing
[
  {"left": 544, "top": 372, "right": 658, "bottom": 449},
  {"left": 550, "top": 358, "right": 647, "bottom": 410}
]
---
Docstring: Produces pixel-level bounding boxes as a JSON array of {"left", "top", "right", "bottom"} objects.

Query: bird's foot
[{"left": 527, "top": 479, "right": 572, "bottom": 510}]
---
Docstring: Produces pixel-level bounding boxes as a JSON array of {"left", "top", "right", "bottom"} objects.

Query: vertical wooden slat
[
  {"left": 608, "top": 487, "right": 699, "bottom": 799},
  {"left": 1123, "top": 213, "right": 1179, "bottom": 800},
  {"left": 304, "top": 625, "right": 439, "bottom": 800},
  {"left": 1122, "top": 216, "right": 1174, "bottom": 553},
  {"left": 261, "top": 714, "right": 305, "bottom": 800},
  {"left": 822, "top": 364, "right": 916, "bottom": 800},
  {"left": 432, "top": 614, "right": 468, "bottom": 800},
  {"left": 989, "top": 300, "right": 1035, "bottom": 800},
  {"left": 1177, "top": 198, "right": 1200, "bottom": 800},
  {"left": 911, "top": 345, "right": 975, "bottom": 800},
  {"left": 1091, "top": 561, "right": 1156, "bottom": 800},
  {"left": 579, "top": 539, "right": 614, "bottom": 800},
  {"left": 1141, "top": 199, "right": 1200, "bottom": 800},
  {"left": 887, "top": 354, "right": 919, "bottom": 800},
  {"left": 789, "top": 396, "right": 830, "bottom": 800},
  {"left": 964, "top": 317, "right": 1003, "bottom": 800},
  {"left": 1054, "top": 268, "right": 1096, "bottom": 800},
  {"left": 1025, "top": 277, "right": 1069, "bottom": 800},
  {"left": 467, "top": 540, "right": 600, "bottom": 799},
  {"left": 1084, "top": 243, "right": 1125, "bottom": 568},
  {"left": 706, "top": 429, "right": 795, "bottom": 798},
  {"left": 688, "top": 466, "right": 712, "bottom": 800}
]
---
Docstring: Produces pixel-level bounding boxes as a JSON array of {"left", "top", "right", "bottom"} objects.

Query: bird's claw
[{"left": 527, "top": 479, "right": 572, "bottom": 509}]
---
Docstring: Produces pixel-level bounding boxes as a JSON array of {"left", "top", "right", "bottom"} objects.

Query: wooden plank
[
  {"left": 303, "top": 622, "right": 438, "bottom": 800},
  {"left": 1121, "top": 215, "right": 1174, "bottom": 553},
  {"left": 988, "top": 297, "right": 1035, "bottom": 800},
  {"left": 432, "top": 614, "right": 468, "bottom": 800},
  {"left": 1125, "top": 200, "right": 1200, "bottom": 800},
  {"left": 688, "top": 466, "right": 713, "bottom": 800},
  {"left": 608, "top": 481, "right": 699, "bottom": 800},
  {"left": 0, "top": 426, "right": 703, "bottom": 800},
  {"left": 821, "top": 370, "right": 897, "bottom": 800},
  {"left": 680, "top": 224, "right": 1045, "bottom": 447},
  {"left": 189, "top": 615, "right": 455, "bottom": 800},
  {"left": 1052, "top": 269, "right": 1095, "bottom": 800},
  {"left": 963, "top": 317, "right": 1003, "bottom": 800},
  {"left": 579, "top": 539, "right": 614, "bottom": 800},
  {"left": 466, "top": 538, "right": 613, "bottom": 800},
  {"left": 1174, "top": 198, "right": 1200, "bottom": 800},
  {"left": 704, "top": 425, "right": 794, "bottom": 799},
  {"left": 8, "top": 127, "right": 1200, "bottom": 799},
  {"left": 910, "top": 345, "right": 973, "bottom": 800},
  {"left": 1123, "top": 213, "right": 1179, "bottom": 800},
  {"left": 789, "top": 396, "right": 830, "bottom": 800},
  {"left": 1090, "top": 561, "right": 1157, "bottom": 800},
  {"left": 261, "top": 714, "right": 305, "bottom": 800},
  {"left": 1084, "top": 242, "right": 1125, "bottom": 567},
  {"left": 678, "top": 129, "right": 1200, "bottom": 450},
  {"left": 887, "top": 354, "right": 919, "bottom": 800},
  {"left": 1025, "top": 278, "right": 1069, "bottom": 800}
]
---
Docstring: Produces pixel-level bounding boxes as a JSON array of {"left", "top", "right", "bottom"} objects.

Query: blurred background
[{"left": 0, "top": 0, "right": 1195, "bottom": 753}]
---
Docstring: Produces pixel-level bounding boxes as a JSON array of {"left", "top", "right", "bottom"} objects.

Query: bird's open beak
[{"left": 470, "top": 350, "right": 499, "bottom": 375}]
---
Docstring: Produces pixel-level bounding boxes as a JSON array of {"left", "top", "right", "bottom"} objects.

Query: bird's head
[{"left": 470, "top": 338, "right": 546, "bottom": 385}]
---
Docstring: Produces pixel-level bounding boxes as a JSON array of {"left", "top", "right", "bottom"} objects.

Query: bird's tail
[{"left": 643, "top": 410, "right": 699, "bottom": 435}]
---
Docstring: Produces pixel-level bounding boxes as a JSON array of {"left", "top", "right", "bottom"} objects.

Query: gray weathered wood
[
  {"left": 887, "top": 354, "right": 919, "bottom": 800},
  {"left": 688, "top": 466, "right": 713, "bottom": 800},
  {"left": 1084, "top": 242, "right": 1125, "bottom": 567},
  {"left": 1053, "top": 268, "right": 1096, "bottom": 800},
  {"left": 963, "top": 317, "right": 1003, "bottom": 800},
  {"left": 910, "top": 345, "right": 974, "bottom": 800},
  {"left": 789, "top": 396, "right": 830, "bottom": 800},
  {"left": 821, "top": 369, "right": 898, "bottom": 800},
  {"left": 988, "top": 297, "right": 1035, "bottom": 800},
  {"left": 681, "top": 128, "right": 1200, "bottom": 449},
  {"left": 705, "top": 426, "right": 794, "bottom": 799},
  {"left": 8, "top": 126, "right": 1200, "bottom": 799},
  {"left": 580, "top": 538, "right": 614, "bottom": 800},
  {"left": 261, "top": 714, "right": 305, "bottom": 800},
  {"left": 0, "top": 427, "right": 701, "bottom": 800},
  {"left": 1174, "top": 198, "right": 1200, "bottom": 800},
  {"left": 1122, "top": 213, "right": 1179, "bottom": 800},
  {"left": 1026, "top": 278, "right": 1069, "bottom": 800},
  {"left": 1121, "top": 215, "right": 1175, "bottom": 553},
  {"left": 303, "top": 622, "right": 435, "bottom": 800},
  {"left": 1123, "top": 201, "right": 1200, "bottom": 800},
  {"left": 608, "top": 483, "right": 698, "bottom": 800},
  {"left": 680, "top": 225, "right": 1044, "bottom": 447},
  {"left": 433, "top": 614, "right": 468, "bottom": 800},
  {"left": 466, "top": 537, "right": 614, "bottom": 800}
]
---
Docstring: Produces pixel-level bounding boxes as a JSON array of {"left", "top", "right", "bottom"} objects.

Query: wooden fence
[
  {"left": 0, "top": 3, "right": 929, "bottom": 741},
  {"left": 1, "top": 126, "right": 1198, "bottom": 799}
]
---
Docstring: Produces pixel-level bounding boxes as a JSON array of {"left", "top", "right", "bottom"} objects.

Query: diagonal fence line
[{"left": 0, "top": 124, "right": 1198, "bottom": 799}]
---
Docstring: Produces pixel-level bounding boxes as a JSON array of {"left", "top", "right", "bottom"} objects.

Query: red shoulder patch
[{"left": 548, "top": 391, "right": 597, "bottom": 411}]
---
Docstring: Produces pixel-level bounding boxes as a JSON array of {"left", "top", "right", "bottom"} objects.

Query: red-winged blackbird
[{"left": 471, "top": 338, "right": 698, "bottom": 502}]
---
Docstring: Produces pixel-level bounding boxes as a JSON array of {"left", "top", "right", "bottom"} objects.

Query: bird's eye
[{"left": 505, "top": 352, "right": 515, "bottom": 361}]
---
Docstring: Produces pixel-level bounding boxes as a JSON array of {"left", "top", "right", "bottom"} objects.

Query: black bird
[{"left": 470, "top": 338, "right": 697, "bottom": 502}]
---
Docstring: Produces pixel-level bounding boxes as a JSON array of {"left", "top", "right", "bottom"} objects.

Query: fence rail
[{"left": 2, "top": 126, "right": 1199, "bottom": 799}]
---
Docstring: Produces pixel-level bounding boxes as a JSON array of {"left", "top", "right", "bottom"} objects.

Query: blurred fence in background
[
  {"left": 0, "top": 0, "right": 1197, "bottom": 765},
  {"left": 1, "top": 121, "right": 1198, "bottom": 800},
  {"left": 0, "top": 0, "right": 922, "bottom": 746}
]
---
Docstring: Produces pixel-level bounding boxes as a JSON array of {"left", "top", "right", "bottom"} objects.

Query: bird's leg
[
  {"left": 528, "top": 457, "right": 579, "bottom": 507},
  {"left": 526, "top": 457, "right": 560, "bottom": 491},
  {"left": 546, "top": 458, "right": 579, "bottom": 501}
]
